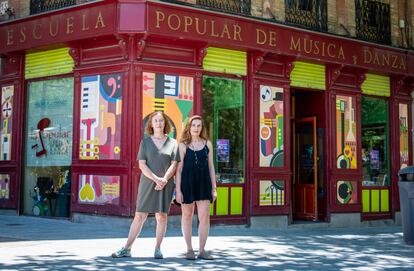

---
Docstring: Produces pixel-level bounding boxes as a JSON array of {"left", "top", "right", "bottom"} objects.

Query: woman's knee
[
  {"left": 134, "top": 212, "right": 148, "bottom": 222},
  {"left": 155, "top": 213, "right": 168, "bottom": 224}
]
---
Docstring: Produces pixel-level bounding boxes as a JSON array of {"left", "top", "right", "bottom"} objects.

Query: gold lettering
[
  {"left": 184, "top": 16, "right": 192, "bottom": 32},
  {"left": 156, "top": 11, "right": 165, "bottom": 28},
  {"left": 49, "top": 21, "right": 59, "bottom": 37},
  {"left": 195, "top": 18, "right": 206, "bottom": 35},
  {"left": 327, "top": 43, "right": 336, "bottom": 58},
  {"left": 321, "top": 42, "right": 325, "bottom": 56},
  {"left": 269, "top": 31, "right": 276, "bottom": 47},
  {"left": 290, "top": 36, "right": 301, "bottom": 51},
  {"left": 7, "top": 29, "right": 14, "bottom": 45},
  {"left": 67, "top": 17, "right": 74, "bottom": 34},
  {"left": 233, "top": 24, "right": 242, "bottom": 41},
  {"left": 19, "top": 26, "right": 26, "bottom": 43},
  {"left": 220, "top": 24, "right": 231, "bottom": 39},
  {"left": 364, "top": 49, "right": 372, "bottom": 63},
  {"left": 82, "top": 14, "right": 90, "bottom": 31},
  {"left": 338, "top": 46, "right": 345, "bottom": 60},
  {"left": 399, "top": 58, "right": 406, "bottom": 70},
  {"left": 210, "top": 21, "right": 219, "bottom": 37},
  {"left": 313, "top": 40, "right": 320, "bottom": 55},
  {"left": 304, "top": 38, "right": 312, "bottom": 54},
  {"left": 256, "top": 29, "right": 267, "bottom": 45},
  {"left": 373, "top": 53, "right": 380, "bottom": 65},
  {"left": 168, "top": 14, "right": 181, "bottom": 31},
  {"left": 392, "top": 55, "right": 398, "bottom": 68},
  {"left": 382, "top": 54, "right": 389, "bottom": 66},
  {"left": 95, "top": 12, "right": 105, "bottom": 29},
  {"left": 33, "top": 24, "right": 42, "bottom": 40}
]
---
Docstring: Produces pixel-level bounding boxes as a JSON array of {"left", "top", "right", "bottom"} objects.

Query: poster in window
[
  {"left": 80, "top": 74, "right": 123, "bottom": 160},
  {"left": 1, "top": 86, "right": 13, "bottom": 161},
  {"left": 336, "top": 95, "right": 357, "bottom": 169},
  {"left": 216, "top": 139, "right": 230, "bottom": 163},
  {"left": 26, "top": 78, "right": 74, "bottom": 167},
  {"left": 0, "top": 174, "right": 10, "bottom": 200},
  {"left": 336, "top": 180, "right": 357, "bottom": 204},
  {"left": 142, "top": 72, "right": 194, "bottom": 142},
  {"left": 399, "top": 104, "right": 408, "bottom": 169},
  {"left": 259, "top": 85, "right": 284, "bottom": 167}
]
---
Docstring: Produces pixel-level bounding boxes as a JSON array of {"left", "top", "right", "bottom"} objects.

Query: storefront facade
[{"left": 0, "top": 0, "right": 412, "bottom": 226}]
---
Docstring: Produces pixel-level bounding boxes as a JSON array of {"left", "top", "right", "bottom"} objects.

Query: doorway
[{"left": 291, "top": 89, "right": 326, "bottom": 221}]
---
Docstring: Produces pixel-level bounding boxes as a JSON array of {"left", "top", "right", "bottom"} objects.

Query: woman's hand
[
  {"left": 175, "top": 190, "right": 183, "bottom": 204},
  {"left": 212, "top": 188, "right": 217, "bottom": 202},
  {"left": 154, "top": 177, "right": 168, "bottom": 191}
]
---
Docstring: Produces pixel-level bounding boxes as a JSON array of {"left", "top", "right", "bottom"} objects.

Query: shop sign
[
  {"left": 147, "top": 3, "right": 411, "bottom": 75},
  {"left": 0, "top": 2, "right": 116, "bottom": 53}
]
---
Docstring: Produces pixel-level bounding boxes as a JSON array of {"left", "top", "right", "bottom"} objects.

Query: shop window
[
  {"left": 203, "top": 76, "right": 244, "bottom": 184},
  {"left": 0, "top": 174, "right": 10, "bottom": 200},
  {"left": 141, "top": 72, "right": 194, "bottom": 141},
  {"left": 24, "top": 78, "right": 74, "bottom": 217},
  {"left": 80, "top": 73, "right": 123, "bottom": 160},
  {"left": 361, "top": 96, "right": 389, "bottom": 187},
  {"left": 336, "top": 95, "right": 357, "bottom": 169},
  {"left": 259, "top": 180, "right": 285, "bottom": 206},
  {"left": 78, "top": 175, "right": 120, "bottom": 205},
  {"left": 259, "top": 85, "right": 284, "bottom": 167},
  {"left": 0, "top": 85, "right": 13, "bottom": 160},
  {"left": 399, "top": 104, "right": 409, "bottom": 169}
]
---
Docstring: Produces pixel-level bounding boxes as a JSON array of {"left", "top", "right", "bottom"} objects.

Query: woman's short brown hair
[{"left": 144, "top": 111, "right": 171, "bottom": 135}]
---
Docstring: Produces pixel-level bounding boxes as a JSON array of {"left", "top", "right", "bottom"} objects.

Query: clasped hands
[{"left": 154, "top": 176, "right": 168, "bottom": 191}]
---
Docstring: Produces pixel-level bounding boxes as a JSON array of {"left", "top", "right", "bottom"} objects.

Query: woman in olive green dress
[{"left": 112, "top": 111, "right": 179, "bottom": 259}]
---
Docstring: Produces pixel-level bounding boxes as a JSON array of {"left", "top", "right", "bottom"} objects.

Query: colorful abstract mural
[
  {"left": 336, "top": 95, "right": 357, "bottom": 169},
  {"left": 399, "top": 104, "right": 409, "bottom": 169},
  {"left": 142, "top": 72, "right": 194, "bottom": 141},
  {"left": 0, "top": 174, "right": 10, "bottom": 200},
  {"left": 336, "top": 180, "right": 357, "bottom": 204},
  {"left": 78, "top": 175, "right": 120, "bottom": 205},
  {"left": 1, "top": 86, "right": 13, "bottom": 161},
  {"left": 259, "top": 180, "right": 284, "bottom": 206},
  {"left": 80, "top": 74, "right": 122, "bottom": 160},
  {"left": 259, "top": 85, "right": 284, "bottom": 167}
]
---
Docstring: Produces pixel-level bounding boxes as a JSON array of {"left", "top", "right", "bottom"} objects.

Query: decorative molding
[
  {"left": 196, "top": 48, "right": 207, "bottom": 66},
  {"left": 69, "top": 48, "right": 80, "bottom": 66},
  {"left": 355, "top": 72, "right": 366, "bottom": 89},
  {"left": 118, "top": 38, "right": 128, "bottom": 60},
  {"left": 328, "top": 64, "right": 344, "bottom": 88},
  {"left": 252, "top": 52, "right": 267, "bottom": 74},
  {"left": 285, "top": 61, "right": 295, "bottom": 79},
  {"left": 137, "top": 39, "right": 146, "bottom": 60}
]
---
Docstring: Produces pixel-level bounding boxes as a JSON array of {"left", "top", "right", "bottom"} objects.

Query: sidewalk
[{"left": 0, "top": 214, "right": 413, "bottom": 271}]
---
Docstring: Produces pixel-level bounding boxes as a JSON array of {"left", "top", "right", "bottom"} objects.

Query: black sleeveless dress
[{"left": 181, "top": 144, "right": 213, "bottom": 204}]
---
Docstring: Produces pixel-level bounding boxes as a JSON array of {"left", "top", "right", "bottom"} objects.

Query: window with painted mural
[
  {"left": 78, "top": 175, "right": 120, "bottom": 205},
  {"left": 142, "top": 72, "right": 194, "bottom": 141},
  {"left": 24, "top": 78, "right": 73, "bottom": 217},
  {"left": 336, "top": 180, "right": 358, "bottom": 204},
  {"left": 259, "top": 180, "right": 284, "bottom": 206},
  {"left": 336, "top": 95, "right": 357, "bottom": 169},
  {"left": 399, "top": 103, "right": 408, "bottom": 169},
  {"left": 80, "top": 74, "right": 122, "bottom": 160},
  {"left": 203, "top": 76, "right": 244, "bottom": 184},
  {"left": 0, "top": 174, "right": 10, "bottom": 200},
  {"left": 361, "top": 96, "right": 389, "bottom": 186},
  {"left": 259, "top": 85, "right": 284, "bottom": 167},
  {"left": 1, "top": 85, "right": 13, "bottom": 161}
]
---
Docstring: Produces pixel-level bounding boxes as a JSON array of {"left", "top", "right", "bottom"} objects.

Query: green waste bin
[{"left": 398, "top": 166, "right": 414, "bottom": 245}]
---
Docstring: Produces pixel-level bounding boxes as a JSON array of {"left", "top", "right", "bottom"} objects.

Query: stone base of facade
[{"left": 250, "top": 215, "right": 289, "bottom": 229}]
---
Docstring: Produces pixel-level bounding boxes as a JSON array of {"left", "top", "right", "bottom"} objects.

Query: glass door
[{"left": 202, "top": 76, "right": 244, "bottom": 217}]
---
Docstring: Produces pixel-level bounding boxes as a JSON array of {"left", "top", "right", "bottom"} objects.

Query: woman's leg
[
  {"left": 124, "top": 212, "right": 148, "bottom": 249},
  {"left": 196, "top": 200, "right": 211, "bottom": 253},
  {"left": 181, "top": 203, "right": 195, "bottom": 251},
  {"left": 155, "top": 212, "right": 168, "bottom": 249}
]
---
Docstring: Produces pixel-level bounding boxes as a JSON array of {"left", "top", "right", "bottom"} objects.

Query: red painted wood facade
[{"left": 0, "top": 0, "right": 412, "bottom": 225}]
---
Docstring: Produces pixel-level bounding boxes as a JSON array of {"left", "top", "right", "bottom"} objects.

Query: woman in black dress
[{"left": 175, "top": 115, "right": 217, "bottom": 260}]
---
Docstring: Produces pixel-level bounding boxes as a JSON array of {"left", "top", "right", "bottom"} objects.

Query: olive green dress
[{"left": 136, "top": 136, "right": 180, "bottom": 213}]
